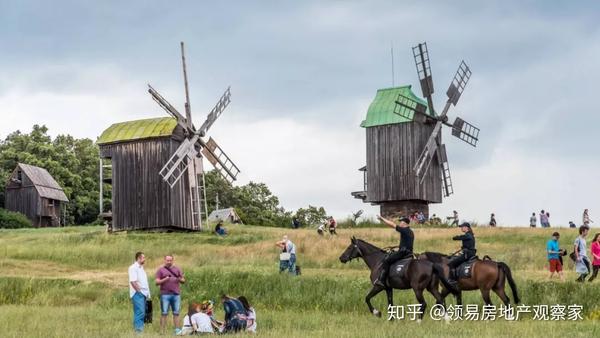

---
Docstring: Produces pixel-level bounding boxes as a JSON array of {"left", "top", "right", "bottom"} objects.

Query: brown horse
[
  {"left": 339, "top": 237, "right": 458, "bottom": 319},
  {"left": 419, "top": 252, "right": 520, "bottom": 306}
]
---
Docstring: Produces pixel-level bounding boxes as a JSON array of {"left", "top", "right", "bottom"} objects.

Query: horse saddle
[
  {"left": 456, "top": 256, "right": 478, "bottom": 279},
  {"left": 389, "top": 258, "right": 412, "bottom": 279}
]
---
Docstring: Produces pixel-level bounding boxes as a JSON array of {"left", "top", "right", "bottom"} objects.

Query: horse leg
[
  {"left": 365, "top": 285, "right": 384, "bottom": 317},
  {"left": 427, "top": 282, "right": 444, "bottom": 307},
  {"left": 413, "top": 288, "right": 427, "bottom": 321},
  {"left": 456, "top": 290, "right": 463, "bottom": 306},
  {"left": 493, "top": 286, "right": 510, "bottom": 306},
  {"left": 480, "top": 288, "right": 493, "bottom": 306},
  {"left": 386, "top": 288, "right": 394, "bottom": 307}
]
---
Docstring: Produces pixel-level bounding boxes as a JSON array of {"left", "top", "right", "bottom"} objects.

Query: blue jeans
[
  {"left": 288, "top": 254, "right": 296, "bottom": 274},
  {"left": 131, "top": 292, "right": 146, "bottom": 332},
  {"left": 160, "top": 294, "right": 181, "bottom": 315}
]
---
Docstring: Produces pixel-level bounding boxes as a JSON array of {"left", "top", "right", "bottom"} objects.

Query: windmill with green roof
[
  {"left": 97, "top": 42, "right": 240, "bottom": 232},
  {"left": 352, "top": 42, "right": 480, "bottom": 219}
]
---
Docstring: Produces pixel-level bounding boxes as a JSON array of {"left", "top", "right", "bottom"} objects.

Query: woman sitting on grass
[
  {"left": 238, "top": 296, "right": 257, "bottom": 333},
  {"left": 180, "top": 302, "right": 214, "bottom": 335}
]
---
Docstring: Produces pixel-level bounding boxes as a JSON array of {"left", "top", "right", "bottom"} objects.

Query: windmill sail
[
  {"left": 394, "top": 93, "right": 427, "bottom": 120},
  {"left": 159, "top": 137, "right": 199, "bottom": 187},
  {"left": 198, "top": 87, "right": 231, "bottom": 136},
  {"left": 200, "top": 137, "right": 240, "bottom": 183},
  {"left": 412, "top": 42, "right": 435, "bottom": 114}
]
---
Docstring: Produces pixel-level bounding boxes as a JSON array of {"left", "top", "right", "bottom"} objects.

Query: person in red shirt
[
  {"left": 328, "top": 216, "right": 337, "bottom": 235},
  {"left": 589, "top": 233, "right": 600, "bottom": 282},
  {"left": 155, "top": 255, "right": 186, "bottom": 334}
]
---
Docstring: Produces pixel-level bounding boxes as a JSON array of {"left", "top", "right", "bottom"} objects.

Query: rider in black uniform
[
  {"left": 374, "top": 215, "right": 414, "bottom": 288},
  {"left": 448, "top": 222, "right": 476, "bottom": 285}
]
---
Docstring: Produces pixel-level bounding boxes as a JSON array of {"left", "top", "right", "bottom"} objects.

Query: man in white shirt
[{"left": 128, "top": 251, "right": 150, "bottom": 333}]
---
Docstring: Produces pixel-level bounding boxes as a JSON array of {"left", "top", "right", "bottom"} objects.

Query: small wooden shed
[
  {"left": 97, "top": 117, "right": 199, "bottom": 232},
  {"left": 208, "top": 208, "right": 242, "bottom": 224},
  {"left": 4, "top": 163, "right": 69, "bottom": 227}
]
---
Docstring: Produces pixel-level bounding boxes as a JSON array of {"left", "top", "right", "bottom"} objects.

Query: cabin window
[
  {"left": 17, "top": 170, "right": 22, "bottom": 181},
  {"left": 48, "top": 199, "right": 54, "bottom": 207}
]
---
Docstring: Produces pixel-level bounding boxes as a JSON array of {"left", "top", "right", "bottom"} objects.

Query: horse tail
[
  {"left": 432, "top": 263, "right": 459, "bottom": 296},
  {"left": 498, "top": 262, "right": 520, "bottom": 304}
]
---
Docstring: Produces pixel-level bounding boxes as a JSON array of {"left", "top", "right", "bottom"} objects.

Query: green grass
[{"left": 0, "top": 225, "right": 598, "bottom": 337}]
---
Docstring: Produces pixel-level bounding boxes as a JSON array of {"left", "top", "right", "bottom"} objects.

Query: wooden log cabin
[
  {"left": 4, "top": 163, "right": 69, "bottom": 227},
  {"left": 352, "top": 85, "right": 442, "bottom": 218},
  {"left": 97, "top": 117, "right": 198, "bottom": 232}
]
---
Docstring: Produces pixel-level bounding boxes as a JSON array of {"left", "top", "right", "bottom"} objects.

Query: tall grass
[{"left": 0, "top": 225, "right": 598, "bottom": 337}]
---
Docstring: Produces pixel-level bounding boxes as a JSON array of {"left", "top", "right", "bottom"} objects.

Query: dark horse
[
  {"left": 419, "top": 252, "right": 520, "bottom": 306},
  {"left": 339, "top": 237, "right": 457, "bottom": 319}
]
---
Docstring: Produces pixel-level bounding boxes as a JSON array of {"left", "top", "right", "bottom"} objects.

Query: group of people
[
  {"left": 317, "top": 216, "right": 337, "bottom": 236},
  {"left": 373, "top": 214, "right": 476, "bottom": 288},
  {"left": 531, "top": 209, "right": 594, "bottom": 228},
  {"left": 546, "top": 225, "right": 600, "bottom": 282},
  {"left": 127, "top": 252, "right": 257, "bottom": 334}
]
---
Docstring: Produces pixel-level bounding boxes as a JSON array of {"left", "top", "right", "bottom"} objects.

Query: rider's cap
[
  {"left": 552, "top": 231, "right": 560, "bottom": 237},
  {"left": 459, "top": 222, "right": 471, "bottom": 228}
]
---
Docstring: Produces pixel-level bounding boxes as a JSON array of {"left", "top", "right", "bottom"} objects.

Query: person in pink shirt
[{"left": 589, "top": 233, "right": 600, "bottom": 282}]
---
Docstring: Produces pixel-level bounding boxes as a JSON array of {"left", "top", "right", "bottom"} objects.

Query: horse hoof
[
  {"left": 417, "top": 319, "right": 422, "bottom": 324},
  {"left": 444, "top": 314, "right": 451, "bottom": 323},
  {"left": 373, "top": 309, "right": 381, "bottom": 317}
]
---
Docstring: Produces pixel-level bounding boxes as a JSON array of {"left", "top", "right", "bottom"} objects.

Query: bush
[{"left": 0, "top": 208, "right": 33, "bottom": 229}]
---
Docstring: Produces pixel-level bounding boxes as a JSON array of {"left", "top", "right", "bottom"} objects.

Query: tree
[{"left": 294, "top": 205, "right": 327, "bottom": 227}]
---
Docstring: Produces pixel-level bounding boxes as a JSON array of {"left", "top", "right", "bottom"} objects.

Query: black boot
[{"left": 374, "top": 269, "right": 387, "bottom": 287}]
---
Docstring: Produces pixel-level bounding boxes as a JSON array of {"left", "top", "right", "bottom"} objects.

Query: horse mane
[
  {"left": 355, "top": 239, "right": 386, "bottom": 254},
  {"left": 421, "top": 251, "right": 448, "bottom": 263}
]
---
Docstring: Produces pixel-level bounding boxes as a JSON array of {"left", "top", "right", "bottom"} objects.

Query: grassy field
[{"left": 0, "top": 224, "right": 599, "bottom": 337}]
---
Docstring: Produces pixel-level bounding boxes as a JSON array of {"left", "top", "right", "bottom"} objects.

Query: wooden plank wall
[
  {"left": 100, "top": 137, "right": 195, "bottom": 231},
  {"left": 5, "top": 172, "right": 43, "bottom": 227},
  {"left": 365, "top": 122, "right": 442, "bottom": 204}
]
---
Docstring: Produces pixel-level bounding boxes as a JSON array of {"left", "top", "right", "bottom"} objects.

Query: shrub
[{"left": 0, "top": 208, "right": 33, "bottom": 229}]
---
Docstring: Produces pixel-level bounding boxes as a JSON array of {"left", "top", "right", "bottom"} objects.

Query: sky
[{"left": 1, "top": 0, "right": 600, "bottom": 226}]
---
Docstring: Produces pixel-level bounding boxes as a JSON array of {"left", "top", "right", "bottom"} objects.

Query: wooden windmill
[
  {"left": 352, "top": 42, "right": 479, "bottom": 218},
  {"left": 149, "top": 42, "right": 241, "bottom": 229},
  {"left": 97, "top": 42, "right": 239, "bottom": 232}
]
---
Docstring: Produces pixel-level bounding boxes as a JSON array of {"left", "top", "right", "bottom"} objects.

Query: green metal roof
[
  {"left": 360, "top": 85, "right": 435, "bottom": 128},
  {"left": 97, "top": 117, "right": 178, "bottom": 145}
]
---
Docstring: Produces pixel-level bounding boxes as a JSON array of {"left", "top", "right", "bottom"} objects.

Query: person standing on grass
[
  {"left": 328, "top": 216, "right": 338, "bottom": 235},
  {"left": 540, "top": 210, "right": 548, "bottom": 228},
  {"left": 156, "top": 254, "right": 186, "bottom": 334},
  {"left": 128, "top": 251, "right": 150, "bottom": 333},
  {"left": 588, "top": 233, "right": 600, "bottom": 282},
  {"left": 547, "top": 232, "right": 564, "bottom": 281},
  {"left": 451, "top": 210, "right": 459, "bottom": 226},
  {"left": 489, "top": 213, "right": 497, "bottom": 227},
  {"left": 574, "top": 226, "right": 591, "bottom": 282},
  {"left": 583, "top": 209, "right": 593, "bottom": 227},
  {"left": 530, "top": 212, "right": 537, "bottom": 228},
  {"left": 373, "top": 215, "right": 414, "bottom": 288},
  {"left": 276, "top": 235, "right": 297, "bottom": 275}
]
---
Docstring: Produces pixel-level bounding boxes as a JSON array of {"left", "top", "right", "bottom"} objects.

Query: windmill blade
[
  {"left": 199, "top": 137, "right": 240, "bottom": 183},
  {"left": 437, "top": 143, "right": 453, "bottom": 197},
  {"left": 394, "top": 93, "right": 427, "bottom": 121},
  {"left": 412, "top": 42, "right": 435, "bottom": 114},
  {"left": 451, "top": 117, "right": 480, "bottom": 147},
  {"left": 413, "top": 121, "right": 443, "bottom": 179},
  {"left": 446, "top": 61, "right": 471, "bottom": 106},
  {"left": 148, "top": 84, "right": 189, "bottom": 130},
  {"left": 197, "top": 87, "right": 231, "bottom": 137},
  {"left": 159, "top": 136, "right": 200, "bottom": 188}
]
